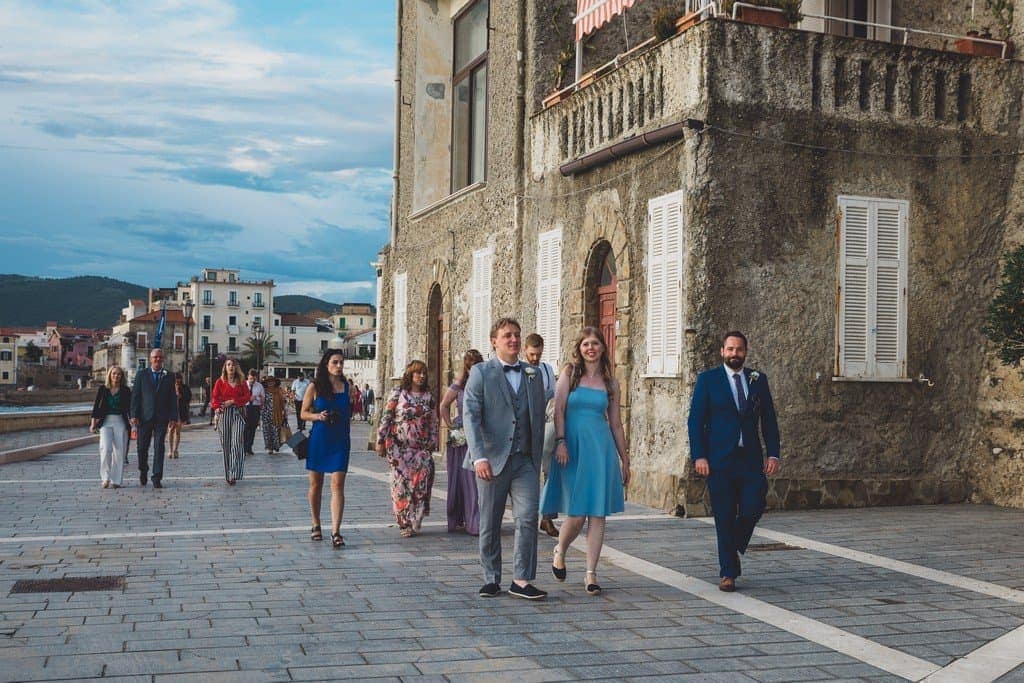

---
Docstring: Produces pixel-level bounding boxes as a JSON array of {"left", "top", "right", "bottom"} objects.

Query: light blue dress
[{"left": 540, "top": 386, "right": 625, "bottom": 517}]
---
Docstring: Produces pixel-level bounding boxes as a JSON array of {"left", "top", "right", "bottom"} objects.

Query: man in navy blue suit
[{"left": 687, "top": 331, "right": 780, "bottom": 592}]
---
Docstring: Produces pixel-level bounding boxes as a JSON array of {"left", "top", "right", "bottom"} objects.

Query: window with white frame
[
  {"left": 536, "top": 229, "right": 562, "bottom": 364},
  {"left": 451, "top": 0, "right": 488, "bottom": 192},
  {"left": 471, "top": 247, "right": 493, "bottom": 354},
  {"left": 392, "top": 272, "right": 408, "bottom": 376},
  {"left": 202, "top": 289, "right": 213, "bottom": 304},
  {"left": 837, "top": 196, "right": 908, "bottom": 379},
  {"left": 202, "top": 315, "right": 212, "bottom": 331},
  {"left": 646, "top": 191, "right": 685, "bottom": 376}
]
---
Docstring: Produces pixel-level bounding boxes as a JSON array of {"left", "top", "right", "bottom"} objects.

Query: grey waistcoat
[{"left": 508, "top": 374, "right": 532, "bottom": 457}]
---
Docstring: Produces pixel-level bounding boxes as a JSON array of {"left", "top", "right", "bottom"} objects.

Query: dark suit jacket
[
  {"left": 687, "top": 365, "right": 780, "bottom": 470},
  {"left": 91, "top": 386, "right": 132, "bottom": 422},
  {"left": 131, "top": 367, "right": 177, "bottom": 423}
]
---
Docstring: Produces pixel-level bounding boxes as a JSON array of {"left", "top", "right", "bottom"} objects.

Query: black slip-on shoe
[
  {"left": 478, "top": 583, "right": 501, "bottom": 598},
  {"left": 508, "top": 583, "right": 547, "bottom": 600},
  {"left": 152, "top": 479, "right": 162, "bottom": 489},
  {"left": 139, "top": 472, "right": 148, "bottom": 486}
]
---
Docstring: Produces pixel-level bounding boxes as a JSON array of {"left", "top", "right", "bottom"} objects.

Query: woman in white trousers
[{"left": 89, "top": 365, "right": 132, "bottom": 488}]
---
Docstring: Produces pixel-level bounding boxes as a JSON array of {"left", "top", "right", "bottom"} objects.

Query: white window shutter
[
  {"left": 647, "top": 190, "right": 684, "bottom": 375},
  {"left": 392, "top": 272, "right": 408, "bottom": 376},
  {"left": 838, "top": 198, "right": 869, "bottom": 377},
  {"left": 471, "top": 247, "right": 492, "bottom": 354},
  {"left": 837, "top": 196, "right": 908, "bottom": 379},
  {"left": 536, "top": 229, "right": 562, "bottom": 365}
]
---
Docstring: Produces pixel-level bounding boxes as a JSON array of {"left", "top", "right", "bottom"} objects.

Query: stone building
[{"left": 378, "top": 0, "right": 1024, "bottom": 512}]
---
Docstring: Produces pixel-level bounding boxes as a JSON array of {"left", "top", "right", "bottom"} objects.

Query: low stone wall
[
  {"left": 0, "top": 410, "right": 91, "bottom": 434},
  {"left": 0, "top": 388, "right": 92, "bottom": 405}
]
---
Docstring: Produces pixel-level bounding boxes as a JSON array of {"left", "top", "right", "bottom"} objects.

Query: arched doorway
[
  {"left": 584, "top": 241, "right": 617, "bottom": 366},
  {"left": 426, "top": 284, "right": 444, "bottom": 406}
]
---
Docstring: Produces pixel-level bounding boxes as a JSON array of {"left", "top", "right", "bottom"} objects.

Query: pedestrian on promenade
[
  {"left": 166, "top": 373, "right": 191, "bottom": 459},
  {"left": 363, "top": 383, "right": 374, "bottom": 421},
  {"left": 131, "top": 348, "right": 176, "bottom": 489},
  {"left": 200, "top": 376, "right": 212, "bottom": 423},
  {"left": 687, "top": 331, "right": 781, "bottom": 592},
  {"left": 438, "top": 349, "right": 484, "bottom": 535},
  {"left": 541, "top": 327, "right": 629, "bottom": 596},
  {"left": 291, "top": 373, "right": 311, "bottom": 431},
  {"left": 524, "top": 333, "right": 559, "bottom": 538},
  {"left": 376, "top": 360, "right": 439, "bottom": 538},
  {"left": 89, "top": 365, "right": 132, "bottom": 489},
  {"left": 351, "top": 384, "right": 363, "bottom": 422},
  {"left": 211, "top": 358, "right": 251, "bottom": 485},
  {"left": 243, "top": 370, "right": 264, "bottom": 456},
  {"left": 261, "top": 376, "right": 285, "bottom": 454},
  {"left": 464, "top": 318, "right": 548, "bottom": 600},
  {"left": 302, "top": 349, "right": 351, "bottom": 548}
]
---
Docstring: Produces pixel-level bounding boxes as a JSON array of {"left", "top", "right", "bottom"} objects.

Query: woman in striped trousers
[{"left": 210, "top": 358, "right": 251, "bottom": 485}]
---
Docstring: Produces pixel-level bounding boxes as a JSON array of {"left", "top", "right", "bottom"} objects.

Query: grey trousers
[{"left": 477, "top": 455, "right": 540, "bottom": 585}]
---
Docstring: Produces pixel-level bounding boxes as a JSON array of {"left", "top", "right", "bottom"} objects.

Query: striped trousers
[{"left": 219, "top": 406, "right": 246, "bottom": 481}]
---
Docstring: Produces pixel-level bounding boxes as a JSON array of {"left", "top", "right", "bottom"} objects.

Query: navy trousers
[
  {"left": 136, "top": 420, "right": 169, "bottom": 481},
  {"left": 706, "top": 446, "right": 768, "bottom": 578}
]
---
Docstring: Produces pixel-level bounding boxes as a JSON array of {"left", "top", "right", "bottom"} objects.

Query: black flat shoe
[
  {"left": 585, "top": 570, "right": 601, "bottom": 596},
  {"left": 331, "top": 533, "right": 345, "bottom": 548},
  {"left": 552, "top": 547, "right": 566, "bottom": 582},
  {"left": 310, "top": 525, "right": 322, "bottom": 541},
  {"left": 478, "top": 583, "right": 501, "bottom": 597}
]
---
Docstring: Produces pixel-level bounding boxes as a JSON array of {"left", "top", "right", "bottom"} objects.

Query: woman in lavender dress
[{"left": 438, "top": 349, "right": 483, "bottom": 535}]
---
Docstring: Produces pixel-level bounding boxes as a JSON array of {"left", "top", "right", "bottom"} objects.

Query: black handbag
[{"left": 286, "top": 430, "right": 309, "bottom": 460}]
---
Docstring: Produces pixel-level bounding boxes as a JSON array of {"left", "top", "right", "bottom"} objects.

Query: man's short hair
[
  {"left": 489, "top": 317, "right": 521, "bottom": 339},
  {"left": 248, "top": 369, "right": 258, "bottom": 377},
  {"left": 524, "top": 333, "right": 544, "bottom": 348},
  {"left": 721, "top": 330, "right": 748, "bottom": 348}
]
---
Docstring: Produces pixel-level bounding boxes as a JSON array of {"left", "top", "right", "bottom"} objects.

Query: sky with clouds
[{"left": 0, "top": 1, "right": 395, "bottom": 304}]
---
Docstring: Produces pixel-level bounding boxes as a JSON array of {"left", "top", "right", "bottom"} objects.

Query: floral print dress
[{"left": 377, "top": 388, "right": 439, "bottom": 530}]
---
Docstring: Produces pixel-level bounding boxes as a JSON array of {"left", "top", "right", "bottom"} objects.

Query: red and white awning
[{"left": 574, "top": 0, "right": 639, "bottom": 42}]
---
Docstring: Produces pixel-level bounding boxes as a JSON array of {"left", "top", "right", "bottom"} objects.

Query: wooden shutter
[
  {"left": 536, "top": 229, "right": 562, "bottom": 365},
  {"left": 392, "top": 272, "right": 407, "bottom": 376},
  {"left": 647, "top": 190, "right": 685, "bottom": 375},
  {"left": 837, "top": 196, "right": 907, "bottom": 378},
  {"left": 472, "top": 247, "right": 493, "bottom": 354}
]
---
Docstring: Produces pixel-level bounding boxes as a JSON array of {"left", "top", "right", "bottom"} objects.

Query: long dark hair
[
  {"left": 314, "top": 348, "right": 348, "bottom": 398},
  {"left": 457, "top": 349, "right": 484, "bottom": 386},
  {"left": 569, "top": 326, "right": 613, "bottom": 392}
]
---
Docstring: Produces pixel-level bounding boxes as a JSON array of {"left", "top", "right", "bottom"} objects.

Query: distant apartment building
[
  {"left": 110, "top": 306, "right": 191, "bottom": 377},
  {"left": 0, "top": 330, "right": 17, "bottom": 386},
  {"left": 340, "top": 329, "right": 377, "bottom": 360},
  {"left": 175, "top": 268, "right": 274, "bottom": 358},
  {"left": 331, "top": 303, "right": 377, "bottom": 334}
]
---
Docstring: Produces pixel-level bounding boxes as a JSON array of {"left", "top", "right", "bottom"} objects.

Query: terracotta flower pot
[
  {"left": 737, "top": 6, "right": 790, "bottom": 28},
  {"left": 954, "top": 37, "right": 1004, "bottom": 58},
  {"left": 674, "top": 10, "right": 703, "bottom": 34}
]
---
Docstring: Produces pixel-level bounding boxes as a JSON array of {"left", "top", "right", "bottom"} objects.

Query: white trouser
[{"left": 99, "top": 415, "right": 128, "bottom": 485}]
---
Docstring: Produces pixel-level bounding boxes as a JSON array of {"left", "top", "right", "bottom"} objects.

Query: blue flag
[{"left": 153, "top": 302, "right": 167, "bottom": 349}]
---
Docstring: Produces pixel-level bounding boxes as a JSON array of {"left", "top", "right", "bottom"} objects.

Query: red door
[{"left": 597, "top": 252, "right": 617, "bottom": 365}]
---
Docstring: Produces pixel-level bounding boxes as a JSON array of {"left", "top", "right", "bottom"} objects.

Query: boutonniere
[
  {"left": 524, "top": 366, "right": 538, "bottom": 381},
  {"left": 749, "top": 371, "right": 760, "bottom": 383}
]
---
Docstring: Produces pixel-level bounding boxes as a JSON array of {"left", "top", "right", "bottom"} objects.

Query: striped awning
[{"left": 574, "top": 0, "right": 639, "bottom": 41}]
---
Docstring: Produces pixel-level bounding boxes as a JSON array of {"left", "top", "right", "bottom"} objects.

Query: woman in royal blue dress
[
  {"left": 301, "top": 349, "right": 351, "bottom": 548},
  {"left": 540, "top": 327, "right": 630, "bottom": 595}
]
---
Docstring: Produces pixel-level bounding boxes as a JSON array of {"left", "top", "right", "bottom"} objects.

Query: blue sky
[{"left": 0, "top": 1, "right": 395, "bottom": 304}]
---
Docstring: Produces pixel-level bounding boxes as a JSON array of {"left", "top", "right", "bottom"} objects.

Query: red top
[{"left": 211, "top": 378, "right": 251, "bottom": 410}]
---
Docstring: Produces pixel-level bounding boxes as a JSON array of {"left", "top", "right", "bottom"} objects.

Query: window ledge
[
  {"left": 832, "top": 376, "right": 914, "bottom": 383},
  {"left": 641, "top": 373, "right": 684, "bottom": 380},
  {"left": 409, "top": 181, "right": 487, "bottom": 222}
]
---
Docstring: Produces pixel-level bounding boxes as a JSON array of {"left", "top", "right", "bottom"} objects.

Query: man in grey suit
[
  {"left": 463, "top": 318, "right": 548, "bottom": 600},
  {"left": 130, "top": 348, "right": 177, "bottom": 489}
]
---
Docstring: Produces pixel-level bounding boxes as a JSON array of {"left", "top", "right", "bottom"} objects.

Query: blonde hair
[
  {"left": 220, "top": 357, "right": 246, "bottom": 384},
  {"left": 105, "top": 365, "right": 127, "bottom": 390}
]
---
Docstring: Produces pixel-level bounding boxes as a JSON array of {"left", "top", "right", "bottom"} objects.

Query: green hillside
[
  {"left": 0, "top": 274, "right": 147, "bottom": 328},
  {"left": 273, "top": 294, "right": 341, "bottom": 315}
]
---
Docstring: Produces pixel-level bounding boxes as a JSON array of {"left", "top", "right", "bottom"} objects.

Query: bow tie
[{"left": 502, "top": 364, "right": 522, "bottom": 373}]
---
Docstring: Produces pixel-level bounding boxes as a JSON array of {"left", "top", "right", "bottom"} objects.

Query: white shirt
[
  {"left": 724, "top": 365, "right": 748, "bottom": 447},
  {"left": 501, "top": 359, "right": 523, "bottom": 393},
  {"left": 247, "top": 380, "right": 266, "bottom": 407},
  {"left": 291, "top": 378, "right": 310, "bottom": 400}
]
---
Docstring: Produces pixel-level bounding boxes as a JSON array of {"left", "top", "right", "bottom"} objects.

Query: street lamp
[
  {"left": 252, "top": 323, "right": 268, "bottom": 376},
  {"left": 183, "top": 300, "right": 195, "bottom": 386}
]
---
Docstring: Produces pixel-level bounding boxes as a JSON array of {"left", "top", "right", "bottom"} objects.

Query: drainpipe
[
  {"left": 558, "top": 120, "right": 691, "bottom": 176},
  {"left": 390, "top": 0, "right": 403, "bottom": 246},
  {"left": 513, "top": 0, "right": 527, "bottom": 315}
]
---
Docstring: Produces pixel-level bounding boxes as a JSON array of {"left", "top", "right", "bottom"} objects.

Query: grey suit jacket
[{"left": 463, "top": 357, "right": 546, "bottom": 477}]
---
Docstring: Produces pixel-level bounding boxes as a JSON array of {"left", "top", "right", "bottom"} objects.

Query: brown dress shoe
[
  {"left": 539, "top": 518, "right": 558, "bottom": 537},
  {"left": 719, "top": 577, "right": 736, "bottom": 592}
]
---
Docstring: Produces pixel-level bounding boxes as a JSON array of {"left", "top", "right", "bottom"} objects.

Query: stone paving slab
[{"left": 1, "top": 425, "right": 1024, "bottom": 681}]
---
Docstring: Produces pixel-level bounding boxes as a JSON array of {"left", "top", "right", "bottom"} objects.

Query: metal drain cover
[
  {"left": 747, "top": 542, "right": 802, "bottom": 552},
  {"left": 10, "top": 576, "right": 125, "bottom": 593}
]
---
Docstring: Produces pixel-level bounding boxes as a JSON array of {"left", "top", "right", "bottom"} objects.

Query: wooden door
[{"left": 597, "top": 251, "right": 617, "bottom": 365}]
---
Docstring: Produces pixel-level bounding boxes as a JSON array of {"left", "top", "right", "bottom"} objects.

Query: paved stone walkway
[{"left": 1, "top": 425, "right": 1023, "bottom": 682}]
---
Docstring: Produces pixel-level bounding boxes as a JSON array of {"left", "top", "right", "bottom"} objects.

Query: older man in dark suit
[{"left": 131, "top": 348, "right": 177, "bottom": 489}]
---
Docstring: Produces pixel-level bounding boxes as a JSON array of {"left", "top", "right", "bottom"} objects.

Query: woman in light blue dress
[{"left": 540, "top": 327, "right": 630, "bottom": 595}]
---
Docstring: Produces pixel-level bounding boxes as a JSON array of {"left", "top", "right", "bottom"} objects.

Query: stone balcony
[{"left": 531, "top": 18, "right": 1023, "bottom": 176}]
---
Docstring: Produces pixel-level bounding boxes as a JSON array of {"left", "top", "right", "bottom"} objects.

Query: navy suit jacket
[
  {"left": 131, "top": 367, "right": 177, "bottom": 423},
  {"left": 687, "top": 365, "right": 780, "bottom": 470}
]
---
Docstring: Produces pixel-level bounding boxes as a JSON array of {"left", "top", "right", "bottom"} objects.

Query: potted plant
[{"left": 723, "top": 0, "right": 802, "bottom": 28}]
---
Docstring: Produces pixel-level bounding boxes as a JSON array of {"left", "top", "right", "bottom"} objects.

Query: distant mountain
[
  {"left": 0, "top": 274, "right": 147, "bottom": 329},
  {"left": 273, "top": 294, "right": 341, "bottom": 315}
]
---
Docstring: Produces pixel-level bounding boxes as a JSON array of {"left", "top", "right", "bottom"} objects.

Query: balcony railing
[
  {"left": 252, "top": 301, "right": 265, "bottom": 308},
  {"left": 201, "top": 298, "right": 215, "bottom": 306},
  {"left": 227, "top": 300, "right": 240, "bottom": 307}
]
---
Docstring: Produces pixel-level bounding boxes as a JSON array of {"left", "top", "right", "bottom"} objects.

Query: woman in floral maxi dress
[
  {"left": 260, "top": 376, "right": 286, "bottom": 453},
  {"left": 376, "top": 360, "right": 438, "bottom": 537}
]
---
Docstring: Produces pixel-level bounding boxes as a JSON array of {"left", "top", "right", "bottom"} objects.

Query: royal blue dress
[
  {"left": 305, "top": 387, "right": 351, "bottom": 474},
  {"left": 540, "top": 386, "right": 625, "bottom": 517}
]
